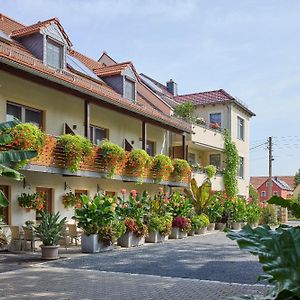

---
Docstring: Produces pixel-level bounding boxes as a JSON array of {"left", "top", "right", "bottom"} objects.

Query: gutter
[{"left": 0, "top": 57, "right": 192, "bottom": 134}]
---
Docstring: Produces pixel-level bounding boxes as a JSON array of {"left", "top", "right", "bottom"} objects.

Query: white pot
[
  {"left": 117, "top": 232, "right": 145, "bottom": 248},
  {"left": 146, "top": 231, "right": 166, "bottom": 243},
  {"left": 81, "top": 233, "right": 99, "bottom": 253},
  {"left": 170, "top": 227, "right": 187, "bottom": 239}
]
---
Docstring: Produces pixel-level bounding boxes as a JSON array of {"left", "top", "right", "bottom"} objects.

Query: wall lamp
[{"left": 64, "top": 182, "right": 72, "bottom": 191}]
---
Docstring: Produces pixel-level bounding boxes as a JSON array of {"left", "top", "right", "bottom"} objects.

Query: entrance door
[
  {"left": 36, "top": 187, "right": 53, "bottom": 214},
  {"left": 0, "top": 185, "right": 9, "bottom": 224}
]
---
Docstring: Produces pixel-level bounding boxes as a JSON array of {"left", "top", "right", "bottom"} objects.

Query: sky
[{"left": 1, "top": 0, "right": 300, "bottom": 176}]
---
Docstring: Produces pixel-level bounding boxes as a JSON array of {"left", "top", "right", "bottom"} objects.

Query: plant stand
[
  {"left": 117, "top": 232, "right": 145, "bottom": 248},
  {"left": 145, "top": 231, "right": 167, "bottom": 243},
  {"left": 207, "top": 223, "right": 215, "bottom": 231},
  {"left": 41, "top": 245, "right": 59, "bottom": 260},
  {"left": 81, "top": 234, "right": 100, "bottom": 253},
  {"left": 169, "top": 227, "right": 187, "bottom": 239}
]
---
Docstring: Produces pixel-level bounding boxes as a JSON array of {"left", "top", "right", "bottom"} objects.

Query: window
[
  {"left": 46, "top": 38, "right": 63, "bottom": 69},
  {"left": 146, "top": 140, "right": 155, "bottom": 156},
  {"left": 6, "top": 102, "right": 43, "bottom": 128},
  {"left": 209, "top": 113, "right": 222, "bottom": 127},
  {"left": 261, "top": 191, "right": 266, "bottom": 197},
  {"left": 237, "top": 116, "right": 245, "bottom": 140},
  {"left": 90, "top": 125, "right": 107, "bottom": 145},
  {"left": 209, "top": 154, "right": 221, "bottom": 170},
  {"left": 124, "top": 78, "right": 135, "bottom": 102},
  {"left": 188, "top": 153, "right": 196, "bottom": 165},
  {"left": 273, "top": 191, "right": 278, "bottom": 196},
  {"left": 238, "top": 157, "right": 244, "bottom": 178}
]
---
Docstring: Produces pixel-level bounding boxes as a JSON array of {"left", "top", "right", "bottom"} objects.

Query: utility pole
[{"left": 267, "top": 136, "right": 273, "bottom": 199}]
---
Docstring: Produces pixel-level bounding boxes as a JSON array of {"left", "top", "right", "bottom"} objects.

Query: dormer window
[
  {"left": 46, "top": 38, "right": 63, "bottom": 69},
  {"left": 124, "top": 78, "right": 135, "bottom": 102}
]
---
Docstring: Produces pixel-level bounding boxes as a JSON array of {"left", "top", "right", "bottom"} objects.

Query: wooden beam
[
  {"left": 182, "top": 133, "right": 186, "bottom": 160},
  {"left": 142, "top": 121, "right": 147, "bottom": 150},
  {"left": 84, "top": 100, "right": 90, "bottom": 139}
]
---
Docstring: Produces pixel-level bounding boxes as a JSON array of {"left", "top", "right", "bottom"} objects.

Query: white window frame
[
  {"left": 238, "top": 156, "right": 244, "bottom": 179},
  {"left": 124, "top": 77, "right": 136, "bottom": 102},
  {"left": 46, "top": 37, "right": 64, "bottom": 69},
  {"left": 237, "top": 116, "right": 245, "bottom": 141}
]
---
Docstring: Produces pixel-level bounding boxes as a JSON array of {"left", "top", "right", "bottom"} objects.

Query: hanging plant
[
  {"left": 223, "top": 129, "right": 239, "bottom": 199},
  {"left": 62, "top": 192, "right": 82, "bottom": 208},
  {"left": 152, "top": 154, "right": 174, "bottom": 182},
  {"left": 58, "top": 134, "right": 93, "bottom": 173},
  {"left": 98, "top": 140, "right": 126, "bottom": 178},
  {"left": 18, "top": 192, "right": 45, "bottom": 211},
  {"left": 6, "top": 123, "right": 46, "bottom": 153},
  {"left": 172, "top": 159, "right": 191, "bottom": 181},
  {"left": 127, "top": 149, "right": 152, "bottom": 183}
]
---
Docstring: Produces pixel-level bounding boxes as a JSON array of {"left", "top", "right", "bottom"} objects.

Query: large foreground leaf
[
  {"left": 0, "top": 119, "right": 19, "bottom": 131},
  {"left": 268, "top": 196, "right": 300, "bottom": 219},
  {"left": 228, "top": 225, "right": 300, "bottom": 299},
  {"left": 0, "top": 150, "right": 37, "bottom": 164},
  {"left": 0, "top": 190, "right": 8, "bottom": 207},
  {"left": 0, "top": 164, "right": 24, "bottom": 180}
]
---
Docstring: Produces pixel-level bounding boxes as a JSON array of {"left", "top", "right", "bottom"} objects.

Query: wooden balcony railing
[{"left": 26, "top": 136, "right": 190, "bottom": 186}]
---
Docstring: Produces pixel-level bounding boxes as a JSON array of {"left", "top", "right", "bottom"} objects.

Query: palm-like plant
[{"left": 0, "top": 120, "right": 37, "bottom": 207}]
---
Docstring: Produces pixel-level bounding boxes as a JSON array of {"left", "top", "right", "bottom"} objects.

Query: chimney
[{"left": 166, "top": 79, "right": 178, "bottom": 96}]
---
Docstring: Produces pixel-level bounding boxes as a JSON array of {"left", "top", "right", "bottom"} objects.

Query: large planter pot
[
  {"left": 207, "top": 223, "right": 215, "bottom": 231},
  {"left": 81, "top": 233, "right": 99, "bottom": 253},
  {"left": 41, "top": 245, "right": 59, "bottom": 260},
  {"left": 99, "top": 240, "right": 114, "bottom": 252},
  {"left": 169, "top": 227, "right": 187, "bottom": 239},
  {"left": 145, "top": 231, "right": 166, "bottom": 243},
  {"left": 215, "top": 223, "right": 226, "bottom": 231},
  {"left": 195, "top": 227, "right": 207, "bottom": 234},
  {"left": 231, "top": 222, "right": 242, "bottom": 230},
  {"left": 117, "top": 232, "right": 145, "bottom": 248},
  {"left": 188, "top": 230, "right": 195, "bottom": 236}
]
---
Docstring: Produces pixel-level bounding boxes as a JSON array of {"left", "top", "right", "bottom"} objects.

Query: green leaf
[
  {"left": 0, "top": 133, "right": 13, "bottom": 144},
  {"left": 268, "top": 196, "right": 300, "bottom": 219},
  {"left": 0, "top": 120, "right": 20, "bottom": 131},
  {"left": 227, "top": 225, "right": 300, "bottom": 299},
  {"left": 0, "top": 190, "right": 9, "bottom": 207},
  {"left": 0, "top": 164, "right": 24, "bottom": 180},
  {"left": 0, "top": 150, "right": 37, "bottom": 164}
]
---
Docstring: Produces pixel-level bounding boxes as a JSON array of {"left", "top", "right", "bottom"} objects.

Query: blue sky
[{"left": 2, "top": 0, "right": 300, "bottom": 176}]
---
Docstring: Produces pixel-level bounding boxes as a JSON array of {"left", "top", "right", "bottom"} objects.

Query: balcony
[
  {"left": 23, "top": 136, "right": 189, "bottom": 187},
  {"left": 192, "top": 170, "right": 224, "bottom": 191}
]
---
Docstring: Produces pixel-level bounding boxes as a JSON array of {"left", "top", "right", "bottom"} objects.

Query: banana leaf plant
[
  {"left": 0, "top": 120, "right": 37, "bottom": 207},
  {"left": 227, "top": 196, "right": 300, "bottom": 300}
]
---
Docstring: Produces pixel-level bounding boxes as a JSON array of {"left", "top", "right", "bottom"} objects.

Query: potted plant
[
  {"left": 246, "top": 201, "right": 262, "bottom": 228},
  {"left": 170, "top": 216, "right": 191, "bottom": 239},
  {"left": 230, "top": 196, "right": 247, "bottom": 230},
  {"left": 205, "top": 191, "right": 224, "bottom": 231},
  {"left": 192, "top": 214, "right": 210, "bottom": 234},
  {"left": 58, "top": 134, "right": 93, "bottom": 173},
  {"left": 172, "top": 159, "right": 191, "bottom": 181},
  {"left": 146, "top": 214, "right": 172, "bottom": 243},
  {"left": 152, "top": 154, "right": 174, "bottom": 182},
  {"left": 17, "top": 192, "right": 45, "bottom": 211},
  {"left": 62, "top": 192, "right": 82, "bottom": 208},
  {"left": 98, "top": 140, "right": 126, "bottom": 177},
  {"left": 34, "top": 211, "right": 66, "bottom": 260}
]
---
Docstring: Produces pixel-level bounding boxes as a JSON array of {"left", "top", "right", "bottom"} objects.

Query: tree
[
  {"left": 0, "top": 120, "right": 37, "bottom": 207},
  {"left": 174, "top": 101, "right": 195, "bottom": 122},
  {"left": 295, "top": 169, "right": 300, "bottom": 186},
  {"left": 249, "top": 185, "right": 259, "bottom": 204}
]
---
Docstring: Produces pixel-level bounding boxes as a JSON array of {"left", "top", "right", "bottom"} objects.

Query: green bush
[
  {"left": 172, "top": 159, "right": 191, "bottom": 181},
  {"left": 191, "top": 214, "right": 210, "bottom": 230},
  {"left": 153, "top": 154, "right": 174, "bottom": 181},
  {"left": 204, "top": 165, "right": 216, "bottom": 179},
  {"left": 59, "top": 134, "right": 92, "bottom": 172}
]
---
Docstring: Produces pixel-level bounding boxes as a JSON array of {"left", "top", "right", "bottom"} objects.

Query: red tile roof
[
  {"left": 0, "top": 14, "right": 191, "bottom": 133},
  {"left": 250, "top": 176, "right": 296, "bottom": 190},
  {"left": 94, "top": 62, "right": 132, "bottom": 77},
  {"left": 10, "top": 17, "right": 72, "bottom": 47}
]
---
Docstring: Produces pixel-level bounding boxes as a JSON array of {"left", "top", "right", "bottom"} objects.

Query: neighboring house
[
  {"left": 140, "top": 75, "right": 255, "bottom": 196},
  {"left": 0, "top": 14, "right": 191, "bottom": 225},
  {"left": 250, "top": 176, "right": 295, "bottom": 201},
  {"left": 293, "top": 184, "right": 300, "bottom": 199}
]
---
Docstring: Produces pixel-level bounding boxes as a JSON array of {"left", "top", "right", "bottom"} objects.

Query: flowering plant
[
  {"left": 191, "top": 214, "right": 209, "bottom": 230},
  {"left": 6, "top": 123, "right": 45, "bottom": 153},
  {"left": 167, "top": 192, "right": 193, "bottom": 218},
  {"left": 62, "top": 192, "right": 82, "bottom": 208},
  {"left": 210, "top": 122, "right": 221, "bottom": 130},
  {"left": 147, "top": 214, "right": 172, "bottom": 236},
  {"left": 127, "top": 149, "right": 152, "bottom": 182},
  {"left": 152, "top": 154, "right": 174, "bottom": 182},
  {"left": 58, "top": 134, "right": 93, "bottom": 173},
  {"left": 172, "top": 216, "right": 191, "bottom": 232},
  {"left": 17, "top": 192, "right": 45, "bottom": 211},
  {"left": 98, "top": 140, "right": 126, "bottom": 177},
  {"left": 149, "top": 188, "right": 170, "bottom": 215},
  {"left": 124, "top": 217, "right": 148, "bottom": 237},
  {"left": 172, "top": 159, "right": 191, "bottom": 181}
]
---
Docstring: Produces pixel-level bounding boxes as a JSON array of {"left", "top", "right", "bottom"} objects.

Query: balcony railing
[{"left": 25, "top": 135, "right": 189, "bottom": 187}]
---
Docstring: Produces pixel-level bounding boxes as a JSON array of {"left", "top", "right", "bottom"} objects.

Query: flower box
[
  {"left": 145, "top": 231, "right": 168, "bottom": 243},
  {"left": 169, "top": 227, "right": 187, "bottom": 239},
  {"left": 117, "top": 232, "right": 145, "bottom": 248}
]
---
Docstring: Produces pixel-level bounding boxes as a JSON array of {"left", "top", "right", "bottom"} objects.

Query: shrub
[
  {"left": 172, "top": 159, "right": 191, "bottom": 181},
  {"left": 174, "top": 101, "right": 195, "bottom": 122},
  {"left": 152, "top": 154, "right": 174, "bottom": 181},
  {"left": 204, "top": 165, "right": 216, "bottom": 179},
  {"left": 229, "top": 196, "right": 248, "bottom": 222},
  {"left": 172, "top": 216, "right": 191, "bottom": 232},
  {"left": 204, "top": 192, "right": 224, "bottom": 223},
  {"left": 127, "top": 149, "right": 152, "bottom": 182},
  {"left": 124, "top": 217, "right": 148, "bottom": 237},
  {"left": 167, "top": 192, "right": 193, "bottom": 218},
  {"left": 147, "top": 214, "right": 172, "bottom": 236},
  {"left": 99, "top": 140, "right": 126, "bottom": 177},
  {"left": 58, "top": 134, "right": 92, "bottom": 173},
  {"left": 191, "top": 214, "right": 210, "bottom": 230}
]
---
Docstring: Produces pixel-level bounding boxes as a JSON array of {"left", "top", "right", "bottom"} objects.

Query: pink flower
[
  {"left": 130, "top": 189, "right": 137, "bottom": 198},
  {"left": 165, "top": 192, "right": 169, "bottom": 198},
  {"left": 121, "top": 189, "right": 127, "bottom": 195}
]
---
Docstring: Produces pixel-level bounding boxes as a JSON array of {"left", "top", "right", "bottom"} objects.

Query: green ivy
[
  {"left": 223, "top": 129, "right": 239, "bottom": 199},
  {"left": 174, "top": 101, "right": 195, "bottom": 122}
]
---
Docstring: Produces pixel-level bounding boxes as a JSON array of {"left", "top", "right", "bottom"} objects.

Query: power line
[{"left": 250, "top": 142, "right": 268, "bottom": 150}]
